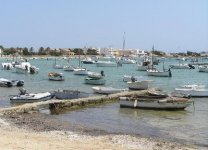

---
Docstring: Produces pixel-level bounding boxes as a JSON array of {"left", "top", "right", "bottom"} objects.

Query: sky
[{"left": 0, "top": 0, "right": 208, "bottom": 52}]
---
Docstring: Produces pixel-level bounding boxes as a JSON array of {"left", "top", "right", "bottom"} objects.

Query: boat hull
[
  {"left": 92, "top": 86, "right": 126, "bottom": 94},
  {"left": 85, "top": 78, "right": 106, "bottom": 85},
  {"left": 147, "top": 70, "right": 171, "bottom": 77},
  {"left": 96, "top": 61, "right": 117, "bottom": 67},
  {"left": 128, "top": 81, "right": 151, "bottom": 90},
  {"left": 175, "top": 89, "right": 208, "bottom": 97}
]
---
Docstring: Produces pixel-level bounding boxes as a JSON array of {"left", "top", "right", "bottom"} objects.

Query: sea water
[{"left": 0, "top": 57, "right": 207, "bottom": 147}]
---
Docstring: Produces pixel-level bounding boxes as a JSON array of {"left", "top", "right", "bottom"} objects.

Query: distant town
[{"left": 0, "top": 45, "right": 207, "bottom": 58}]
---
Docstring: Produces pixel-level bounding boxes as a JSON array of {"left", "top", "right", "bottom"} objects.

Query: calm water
[{"left": 0, "top": 57, "right": 208, "bottom": 147}]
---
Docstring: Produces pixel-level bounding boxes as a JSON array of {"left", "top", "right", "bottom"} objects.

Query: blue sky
[{"left": 0, "top": 0, "right": 207, "bottom": 52}]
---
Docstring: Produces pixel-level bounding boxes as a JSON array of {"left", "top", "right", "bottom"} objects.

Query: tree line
[{"left": 0, "top": 45, "right": 98, "bottom": 56}]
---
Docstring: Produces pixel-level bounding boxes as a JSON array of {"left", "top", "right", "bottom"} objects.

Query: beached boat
[
  {"left": 92, "top": 86, "right": 127, "bottom": 94},
  {"left": 48, "top": 72, "right": 65, "bottom": 81},
  {"left": 54, "top": 89, "right": 89, "bottom": 99},
  {"left": 119, "top": 91, "right": 193, "bottom": 110},
  {"left": 198, "top": 65, "right": 208, "bottom": 72},
  {"left": 84, "top": 78, "right": 106, "bottom": 85},
  {"left": 128, "top": 80, "right": 152, "bottom": 90},
  {"left": 96, "top": 61, "right": 118, "bottom": 67},
  {"left": 0, "top": 78, "right": 24, "bottom": 87},
  {"left": 10, "top": 88, "right": 53, "bottom": 103},
  {"left": 175, "top": 85, "right": 208, "bottom": 97}
]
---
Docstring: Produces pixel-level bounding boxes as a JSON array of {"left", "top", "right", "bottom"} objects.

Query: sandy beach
[{"left": 0, "top": 113, "right": 196, "bottom": 150}]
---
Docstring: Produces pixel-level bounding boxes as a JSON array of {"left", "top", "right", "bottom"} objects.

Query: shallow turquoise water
[{"left": 0, "top": 57, "right": 208, "bottom": 147}]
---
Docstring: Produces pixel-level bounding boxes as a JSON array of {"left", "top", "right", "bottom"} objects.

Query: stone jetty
[{"left": 0, "top": 90, "right": 147, "bottom": 115}]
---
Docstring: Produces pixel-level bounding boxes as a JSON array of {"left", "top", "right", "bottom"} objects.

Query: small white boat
[
  {"left": 1, "top": 63, "right": 13, "bottom": 70},
  {"left": 119, "top": 96, "right": 192, "bottom": 110},
  {"left": 123, "top": 75, "right": 146, "bottom": 82},
  {"left": 96, "top": 61, "right": 118, "bottom": 67},
  {"left": 53, "top": 64, "right": 64, "bottom": 69},
  {"left": 118, "top": 57, "right": 136, "bottom": 64},
  {"left": 137, "top": 62, "right": 151, "bottom": 71},
  {"left": 54, "top": 89, "right": 89, "bottom": 99},
  {"left": 169, "top": 64, "right": 194, "bottom": 69},
  {"left": 81, "top": 58, "right": 95, "bottom": 64},
  {"left": 73, "top": 68, "right": 89, "bottom": 75},
  {"left": 0, "top": 78, "right": 24, "bottom": 87},
  {"left": 88, "top": 71, "right": 105, "bottom": 79},
  {"left": 128, "top": 80, "right": 152, "bottom": 90},
  {"left": 175, "top": 85, "right": 208, "bottom": 97},
  {"left": 15, "top": 62, "right": 39, "bottom": 74},
  {"left": 10, "top": 88, "right": 53, "bottom": 103},
  {"left": 63, "top": 65, "right": 75, "bottom": 71},
  {"left": 48, "top": 72, "right": 65, "bottom": 81},
  {"left": 84, "top": 78, "right": 106, "bottom": 85},
  {"left": 198, "top": 65, "right": 208, "bottom": 72},
  {"left": 147, "top": 68, "right": 172, "bottom": 77},
  {"left": 92, "top": 86, "right": 127, "bottom": 94}
]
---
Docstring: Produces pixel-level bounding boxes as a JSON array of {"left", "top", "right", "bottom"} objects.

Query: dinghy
[{"left": 10, "top": 88, "right": 53, "bottom": 103}]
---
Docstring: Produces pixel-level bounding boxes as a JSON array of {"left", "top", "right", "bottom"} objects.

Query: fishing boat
[
  {"left": 48, "top": 72, "right": 65, "bottom": 81},
  {"left": 198, "top": 65, "right": 208, "bottom": 72},
  {"left": 54, "top": 89, "right": 89, "bottom": 99},
  {"left": 128, "top": 80, "right": 152, "bottom": 90},
  {"left": 96, "top": 61, "right": 118, "bottom": 67},
  {"left": 0, "top": 78, "right": 24, "bottom": 87},
  {"left": 119, "top": 91, "right": 193, "bottom": 110},
  {"left": 175, "top": 85, "right": 208, "bottom": 97},
  {"left": 84, "top": 78, "right": 106, "bottom": 85},
  {"left": 92, "top": 86, "right": 127, "bottom": 94},
  {"left": 10, "top": 88, "right": 53, "bottom": 103}
]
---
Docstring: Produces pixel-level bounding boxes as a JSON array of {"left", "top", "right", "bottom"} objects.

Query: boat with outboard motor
[{"left": 10, "top": 88, "right": 53, "bottom": 103}]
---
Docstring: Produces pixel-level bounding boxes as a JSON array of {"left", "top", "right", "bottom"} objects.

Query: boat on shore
[
  {"left": 48, "top": 72, "right": 65, "bottom": 81},
  {"left": 54, "top": 89, "right": 89, "bottom": 99},
  {"left": 10, "top": 88, "right": 53, "bottom": 103},
  {"left": 119, "top": 91, "right": 193, "bottom": 110},
  {"left": 175, "top": 85, "right": 208, "bottom": 97},
  {"left": 92, "top": 86, "right": 127, "bottom": 94}
]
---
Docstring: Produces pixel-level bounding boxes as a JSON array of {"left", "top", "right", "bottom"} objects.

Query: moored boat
[
  {"left": 63, "top": 65, "right": 75, "bottom": 71},
  {"left": 198, "top": 65, "right": 208, "bottom": 72},
  {"left": 0, "top": 78, "right": 24, "bottom": 87},
  {"left": 54, "top": 89, "right": 89, "bottom": 99},
  {"left": 119, "top": 91, "right": 193, "bottom": 110},
  {"left": 73, "top": 68, "right": 89, "bottom": 75},
  {"left": 84, "top": 77, "right": 106, "bottom": 85},
  {"left": 175, "top": 85, "right": 208, "bottom": 97},
  {"left": 48, "top": 72, "right": 65, "bottom": 81},
  {"left": 123, "top": 75, "right": 145, "bottom": 82},
  {"left": 147, "top": 68, "right": 172, "bottom": 77},
  {"left": 96, "top": 61, "right": 118, "bottom": 67},
  {"left": 128, "top": 80, "right": 152, "bottom": 90}
]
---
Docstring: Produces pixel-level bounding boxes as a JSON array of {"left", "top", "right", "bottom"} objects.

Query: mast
[
  {"left": 122, "top": 32, "right": 125, "bottom": 56},
  {"left": 151, "top": 45, "right": 154, "bottom": 69}
]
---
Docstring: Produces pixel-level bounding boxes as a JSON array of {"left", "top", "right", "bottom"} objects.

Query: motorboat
[
  {"left": 96, "top": 61, "right": 118, "bottom": 67},
  {"left": 88, "top": 71, "right": 105, "bottom": 79},
  {"left": 118, "top": 57, "right": 136, "bottom": 64},
  {"left": 15, "top": 62, "right": 39, "bottom": 74},
  {"left": 198, "top": 65, "right": 208, "bottom": 72},
  {"left": 128, "top": 80, "right": 152, "bottom": 90},
  {"left": 147, "top": 68, "right": 172, "bottom": 77},
  {"left": 0, "top": 78, "right": 24, "bottom": 87},
  {"left": 137, "top": 61, "right": 151, "bottom": 71},
  {"left": 1, "top": 63, "right": 13, "bottom": 70},
  {"left": 63, "top": 65, "right": 75, "bottom": 71},
  {"left": 119, "top": 91, "right": 193, "bottom": 110},
  {"left": 169, "top": 64, "right": 195, "bottom": 69},
  {"left": 73, "top": 68, "right": 89, "bottom": 75},
  {"left": 92, "top": 86, "right": 127, "bottom": 94},
  {"left": 175, "top": 85, "right": 208, "bottom": 97},
  {"left": 48, "top": 72, "right": 65, "bottom": 81},
  {"left": 81, "top": 57, "right": 95, "bottom": 64},
  {"left": 10, "top": 88, "right": 53, "bottom": 103},
  {"left": 54, "top": 89, "right": 89, "bottom": 99},
  {"left": 123, "top": 75, "right": 146, "bottom": 82},
  {"left": 84, "top": 77, "right": 106, "bottom": 85}
]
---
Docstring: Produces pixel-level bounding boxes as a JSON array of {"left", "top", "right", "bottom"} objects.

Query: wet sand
[{"left": 0, "top": 112, "right": 196, "bottom": 150}]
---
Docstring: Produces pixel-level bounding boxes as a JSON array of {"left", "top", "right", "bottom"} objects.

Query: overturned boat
[
  {"left": 10, "top": 88, "right": 53, "bottom": 103},
  {"left": 119, "top": 91, "right": 193, "bottom": 110}
]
